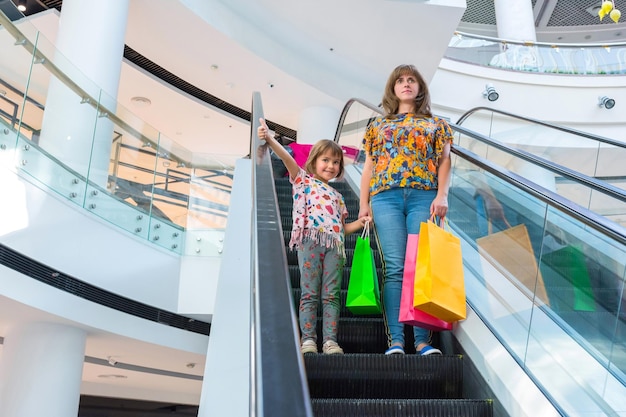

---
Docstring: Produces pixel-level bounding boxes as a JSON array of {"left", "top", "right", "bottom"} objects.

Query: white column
[
  {"left": 494, "top": 0, "right": 536, "bottom": 42},
  {"left": 38, "top": 0, "right": 129, "bottom": 186},
  {"left": 0, "top": 322, "right": 87, "bottom": 417},
  {"left": 297, "top": 106, "right": 341, "bottom": 145}
]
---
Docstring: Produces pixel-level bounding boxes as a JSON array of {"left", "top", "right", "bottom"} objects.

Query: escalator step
[
  {"left": 292, "top": 316, "right": 440, "bottom": 355},
  {"left": 304, "top": 354, "right": 463, "bottom": 399},
  {"left": 311, "top": 398, "right": 493, "bottom": 417},
  {"left": 333, "top": 318, "right": 386, "bottom": 354}
]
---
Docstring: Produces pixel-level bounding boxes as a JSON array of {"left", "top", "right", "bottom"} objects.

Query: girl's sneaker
[
  {"left": 322, "top": 340, "right": 344, "bottom": 354},
  {"left": 301, "top": 339, "right": 318, "bottom": 354},
  {"left": 385, "top": 345, "right": 405, "bottom": 355}
]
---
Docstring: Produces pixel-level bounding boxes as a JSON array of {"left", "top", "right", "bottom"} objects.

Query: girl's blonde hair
[
  {"left": 381, "top": 64, "right": 432, "bottom": 118},
  {"left": 304, "top": 139, "right": 345, "bottom": 179}
]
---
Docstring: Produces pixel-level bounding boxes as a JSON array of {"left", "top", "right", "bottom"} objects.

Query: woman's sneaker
[
  {"left": 301, "top": 339, "right": 318, "bottom": 354},
  {"left": 418, "top": 345, "right": 442, "bottom": 356},
  {"left": 322, "top": 340, "right": 344, "bottom": 354}
]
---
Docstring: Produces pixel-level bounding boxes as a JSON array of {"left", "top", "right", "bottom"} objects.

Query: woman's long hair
[{"left": 381, "top": 64, "right": 432, "bottom": 118}]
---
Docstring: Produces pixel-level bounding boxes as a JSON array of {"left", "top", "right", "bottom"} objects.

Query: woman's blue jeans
[{"left": 371, "top": 187, "right": 437, "bottom": 349}]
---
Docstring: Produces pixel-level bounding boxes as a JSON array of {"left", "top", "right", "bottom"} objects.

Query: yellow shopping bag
[{"left": 413, "top": 217, "right": 466, "bottom": 322}]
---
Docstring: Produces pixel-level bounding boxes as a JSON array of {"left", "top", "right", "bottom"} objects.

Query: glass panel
[
  {"left": 336, "top": 100, "right": 379, "bottom": 167},
  {"left": 0, "top": 19, "right": 39, "bottom": 151},
  {"left": 23, "top": 29, "right": 101, "bottom": 183},
  {"left": 183, "top": 153, "right": 235, "bottom": 256},
  {"left": 596, "top": 142, "right": 626, "bottom": 193},
  {"left": 448, "top": 152, "right": 626, "bottom": 416},
  {"left": 453, "top": 132, "right": 626, "bottom": 230},
  {"left": 0, "top": 12, "right": 238, "bottom": 256},
  {"left": 447, "top": 32, "right": 626, "bottom": 75}
]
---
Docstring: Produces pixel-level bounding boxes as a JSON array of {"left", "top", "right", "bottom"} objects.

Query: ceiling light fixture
[
  {"left": 97, "top": 374, "right": 127, "bottom": 379},
  {"left": 17, "top": 0, "right": 26, "bottom": 12},
  {"left": 483, "top": 84, "right": 499, "bottom": 102},
  {"left": 598, "top": 96, "right": 616, "bottom": 109},
  {"left": 130, "top": 96, "right": 151, "bottom": 108}
]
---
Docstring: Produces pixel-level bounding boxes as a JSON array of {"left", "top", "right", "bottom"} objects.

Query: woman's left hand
[{"left": 431, "top": 195, "right": 448, "bottom": 218}]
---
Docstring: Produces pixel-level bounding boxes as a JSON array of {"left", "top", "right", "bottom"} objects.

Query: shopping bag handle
[
  {"left": 361, "top": 220, "right": 370, "bottom": 239},
  {"left": 429, "top": 213, "right": 446, "bottom": 229}
]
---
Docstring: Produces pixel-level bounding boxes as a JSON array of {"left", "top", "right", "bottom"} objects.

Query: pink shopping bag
[{"left": 399, "top": 234, "right": 453, "bottom": 331}]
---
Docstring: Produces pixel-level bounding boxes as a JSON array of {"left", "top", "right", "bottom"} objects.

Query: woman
[{"left": 358, "top": 64, "right": 453, "bottom": 355}]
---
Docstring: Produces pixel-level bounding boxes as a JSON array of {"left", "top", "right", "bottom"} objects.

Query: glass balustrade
[
  {"left": 0, "top": 10, "right": 237, "bottom": 256},
  {"left": 451, "top": 160, "right": 626, "bottom": 416},
  {"left": 455, "top": 107, "right": 626, "bottom": 191},
  {"left": 447, "top": 31, "right": 626, "bottom": 75}
]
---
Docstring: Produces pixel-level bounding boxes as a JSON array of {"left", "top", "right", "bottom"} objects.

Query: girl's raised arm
[{"left": 258, "top": 118, "right": 300, "bottom": 179}]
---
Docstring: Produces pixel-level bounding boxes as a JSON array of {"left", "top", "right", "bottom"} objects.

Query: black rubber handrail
[
  {"left": 450, "top": 123, "right": 626, "bottom": 203},
  {"left": 250, "top": 91, "right": 312, "bottom": 417},
  {"left": 457, "top": 106, "right": 626, "bottom": 149}
]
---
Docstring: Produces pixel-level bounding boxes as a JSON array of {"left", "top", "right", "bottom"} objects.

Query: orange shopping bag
[{"left": 476, "top": 220, "right": 550, "bottom": 306}]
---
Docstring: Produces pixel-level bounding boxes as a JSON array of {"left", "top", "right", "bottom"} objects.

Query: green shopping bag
[
  {"left": 346, "top": 225, "right": 381, "bottom": 315},
  {"left": 541, "top": 245, "right": 595, "bottom": 312}
]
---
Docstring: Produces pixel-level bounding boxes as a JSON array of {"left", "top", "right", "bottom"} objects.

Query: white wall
[{"left": 431, "top": 58, "right": 626, "bottom": 143}]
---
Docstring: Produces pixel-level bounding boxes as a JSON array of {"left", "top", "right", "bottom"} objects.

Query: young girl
[{"left": 258, "top": 118, "right": 370, "bottom": 355}]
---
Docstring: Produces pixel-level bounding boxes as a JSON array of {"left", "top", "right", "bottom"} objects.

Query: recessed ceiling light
[
  {"left": 97, "top": 374, "right": 128, "bottom": 379},
  {"left": 130, "top": 96, "right": 151, "bottom": 108}
]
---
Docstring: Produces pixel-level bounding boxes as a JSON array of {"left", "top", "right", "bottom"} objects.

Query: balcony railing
[
  {"left": 446, "top": 31, "right": 626, "bottom": 75},
  {"left": 0, "top": 10, "right": 239, "bottom": 256}
]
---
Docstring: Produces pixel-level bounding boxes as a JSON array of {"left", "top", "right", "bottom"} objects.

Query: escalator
[
  {"left": 275, "top": 176, "right": 494, "bottom": 416},
  {"left": 250, "top": 94, "right": 626, "bottom": 416}
]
